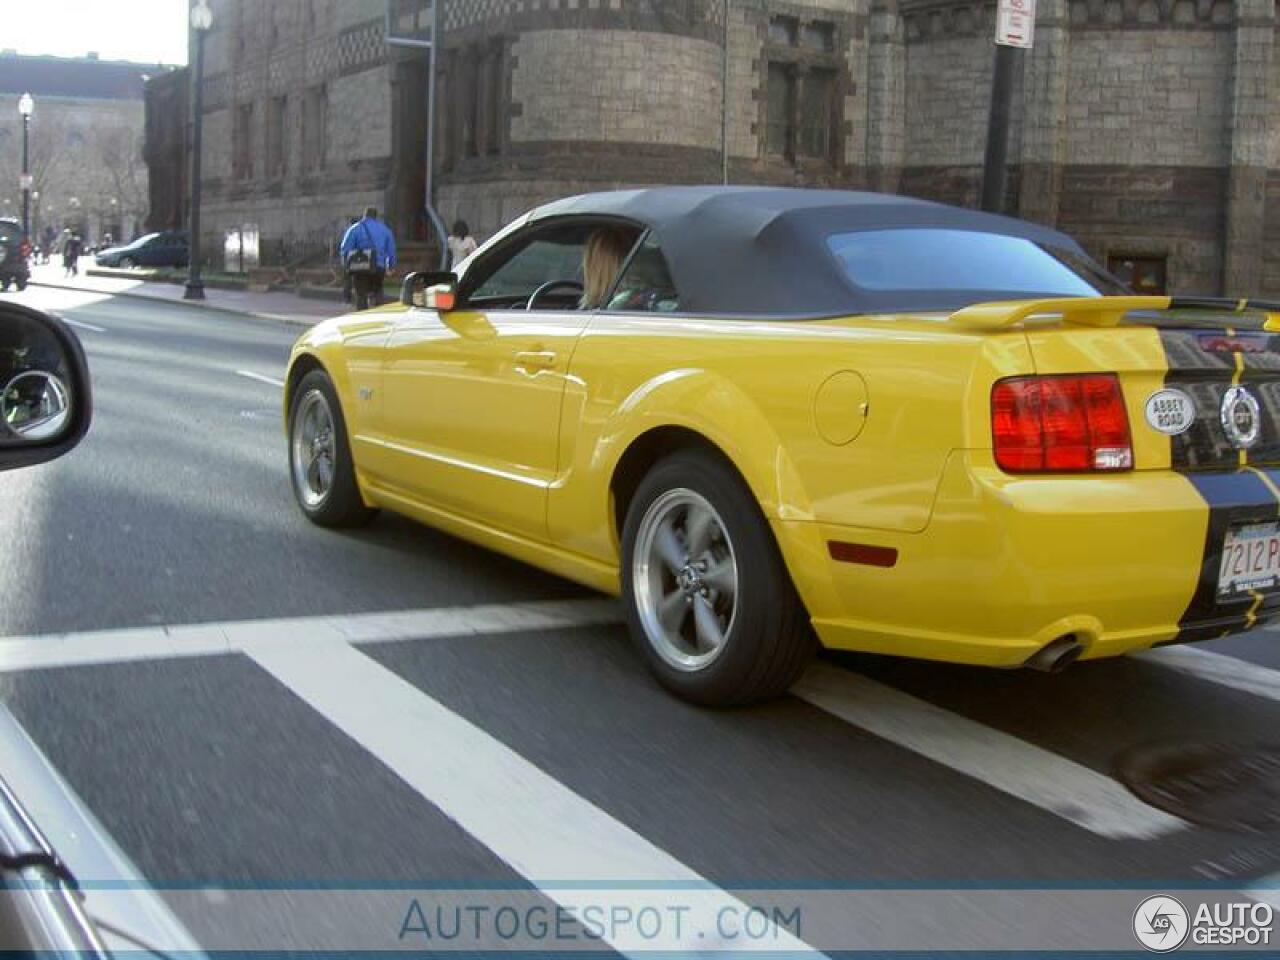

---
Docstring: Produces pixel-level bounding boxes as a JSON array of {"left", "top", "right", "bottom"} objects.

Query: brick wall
[
  {"left": 328, "top": 66, "right": 394, "bottom": 161},
  {"left": 1064, "top": 28, "right": 1231, "bottom": 168},
  {"left": 510, "top": 30, "right": 723, "bottom": 147}
]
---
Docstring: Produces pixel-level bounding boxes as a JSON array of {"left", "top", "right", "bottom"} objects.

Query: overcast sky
[{"left": 7, "top": 0, "right": 188, "bottom": 66}]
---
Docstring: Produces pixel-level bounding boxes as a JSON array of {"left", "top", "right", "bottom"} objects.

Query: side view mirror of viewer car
[
  {"left": 401, "top": 271, "right": 459, "bottom": 311},
  {"left": 0, "top": 303, "right": 92, "bottom": 473}
]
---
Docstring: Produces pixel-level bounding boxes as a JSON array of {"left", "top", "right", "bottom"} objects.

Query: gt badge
[
  {"left": 1144, "top": 388, "right": 1195, "bottom": 436},
  {"left": 1220, "top": 386, "right": 1262, "bottom": 449}
]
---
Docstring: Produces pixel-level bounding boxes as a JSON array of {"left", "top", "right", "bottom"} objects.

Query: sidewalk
[{"left": 29, "top": 261, "right": 342, "bottom": 328}]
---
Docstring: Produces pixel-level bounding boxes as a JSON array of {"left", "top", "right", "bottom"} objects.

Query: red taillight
[{"left": 991, "top": 374, "right": 1133, "bottom": 473}]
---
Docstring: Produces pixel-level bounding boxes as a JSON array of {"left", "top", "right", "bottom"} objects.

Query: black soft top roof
[{"left": 531, "top": 186, "right": 1093, "bottom": 316}]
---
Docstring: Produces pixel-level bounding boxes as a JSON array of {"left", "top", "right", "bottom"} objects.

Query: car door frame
[{"left": 374, "top": 214, "right": 645, "bottom": 543}]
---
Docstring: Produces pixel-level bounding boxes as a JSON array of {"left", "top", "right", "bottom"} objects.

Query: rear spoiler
[{"left": 948, "top": 296, "right": 1280, "bottom": 332}]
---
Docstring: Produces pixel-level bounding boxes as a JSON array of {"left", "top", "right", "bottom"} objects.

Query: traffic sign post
[
  {"left": 996, "top": 0, "right": 1036, "bottom": 47},
  {"left": 981, "top": 0, "right": 1036, "bottom": 213}
]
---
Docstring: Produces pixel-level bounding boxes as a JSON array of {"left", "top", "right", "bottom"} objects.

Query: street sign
[
  {"left": 18, "top": 174, "right": 32, "bottom": 190},
  {"left": 995, "top": 0, "right": 1036, "bottom": 47}
]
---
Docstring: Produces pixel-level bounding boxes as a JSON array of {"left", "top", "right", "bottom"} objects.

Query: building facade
[
  {"left": 172, "top": 0, "right": 1274, "bottom": 296},
  {"left": 0, "top": 52, "right": 167, "bottom": 247}
]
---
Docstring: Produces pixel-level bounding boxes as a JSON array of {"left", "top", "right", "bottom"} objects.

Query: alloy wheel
[
  {"left": 632, "top": 487, "right": 739, "bottom": 672},
  {"left": 291, "top": 389, "right": 336, "bottom": 509}
]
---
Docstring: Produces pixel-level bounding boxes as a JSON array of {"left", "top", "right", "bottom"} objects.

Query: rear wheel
[
  {"left": 288, "top": 369, "right": 375, "bottom": 528},
  {"left": 621, "top": 448, "right": 815, "bottom": 706}
]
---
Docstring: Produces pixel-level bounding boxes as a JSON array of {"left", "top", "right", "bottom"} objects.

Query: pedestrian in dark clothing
[
  {"left": 63, "top": 234, "right": 82, "bottom": 277},
  {"left": 339, "top": 216, "right": 358, "bottom": 304},
  {"left": 339, "top": 207, "right": 397, "bottom": 311}
]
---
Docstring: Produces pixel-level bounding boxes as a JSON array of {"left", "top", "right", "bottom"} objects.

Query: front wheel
[
  {"left": 621, "top": 448, "right": 816, "bottom": 706},
  {"left": 288, "top": 369, "right": 376, "bottom": 528},
  {"left": 119, "top": 256, "right": 135, "bottom": 269}
]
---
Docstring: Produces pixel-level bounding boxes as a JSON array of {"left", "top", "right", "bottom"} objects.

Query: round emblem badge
[
  {"left": 1132, "top": 895, "right": 1190, "bottom": 952},
  {"left": 1144, "top": 389, "right": 1195, "bottom": 436},
  {"left": 1220, "top": 386, "right": 1262, "bottom": 450}
]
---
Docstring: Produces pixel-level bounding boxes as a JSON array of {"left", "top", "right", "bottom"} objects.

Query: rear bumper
[{"left": 781, "top": 450, "right": 1279, "bottom": 666}]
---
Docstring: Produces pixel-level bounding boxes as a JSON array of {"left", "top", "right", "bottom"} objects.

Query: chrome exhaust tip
[{"left": 1024, "top": 636, "right": 1083, "bottom": 673}]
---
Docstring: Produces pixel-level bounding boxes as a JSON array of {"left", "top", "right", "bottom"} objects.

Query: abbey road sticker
[
  {"left": 1132, "top": 896, "right": 1190, "bottom": 952},
  {"left": 1144, "top": 388, "right": 1195, "bottom": 436}
]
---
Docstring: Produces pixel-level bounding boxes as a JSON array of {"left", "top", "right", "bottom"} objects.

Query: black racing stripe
[
  {"left": 1165, "top": 470, "right": 1280, "bottom": 644},
  {"left": 1155, "top": 328, "right": 1280, "bottom": 644}
]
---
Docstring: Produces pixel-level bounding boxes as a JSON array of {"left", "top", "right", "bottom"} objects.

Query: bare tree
[{"left": 92, "top": 127, "right": 148, "bottom": 234}]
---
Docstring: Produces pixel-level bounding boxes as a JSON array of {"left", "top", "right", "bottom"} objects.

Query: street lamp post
[
  {"left": 185, "top": 1, "right": 213, "bottom": 300},
  {"left": 18, "top": 93, "right": 33, "bottom": 240}
]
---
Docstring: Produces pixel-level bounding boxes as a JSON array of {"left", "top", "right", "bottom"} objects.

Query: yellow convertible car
[{"left": 285, "top": 187, "right": 1280, "bottom": 705}]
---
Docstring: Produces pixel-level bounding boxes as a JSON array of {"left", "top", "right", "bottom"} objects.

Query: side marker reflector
[{"left": 828, "top": 541, "right": 898, "bottom": 568}]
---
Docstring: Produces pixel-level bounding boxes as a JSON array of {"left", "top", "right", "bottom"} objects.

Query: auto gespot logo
[{"left": 1133, "top": 895, "right": 1274, "bottom": 951}]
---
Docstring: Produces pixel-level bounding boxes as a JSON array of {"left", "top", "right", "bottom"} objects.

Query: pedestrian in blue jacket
[{"left": 340, "top": 206, "right": 397, "bottom": 310}]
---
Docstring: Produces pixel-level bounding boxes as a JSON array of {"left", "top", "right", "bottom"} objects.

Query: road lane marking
[
  {"left": 793, "top": 662, "right": 1187, "bottom": 840},
  {"left": 62, "top": 317, "right": 107, "bottom": 333},
  {"left": 1132, "top": 645, "right": 1280, "bottom": 704},
  {"left": 235, "top": 369, "right": 286, "bottom": 388},
  {"left": 243, "top": 636, "right": 819, "bottom": 957},
  {"left": 0, "top": 599, "right": 623, "bottom": 673}
]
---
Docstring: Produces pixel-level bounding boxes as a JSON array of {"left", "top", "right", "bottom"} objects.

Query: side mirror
[
  {"left": 0, "top": 303, "right": 92, "bottom": 473},
  {"left": 401, "top": 271, "right": 459, "bottom": 311}
]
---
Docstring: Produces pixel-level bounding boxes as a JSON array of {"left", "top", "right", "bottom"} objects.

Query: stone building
[
  {"left": 0, "top": 52, "right": 167, "bottom": 246},
  {"left": 169, "top": 0, "right": 1275, "bottom": 296}
]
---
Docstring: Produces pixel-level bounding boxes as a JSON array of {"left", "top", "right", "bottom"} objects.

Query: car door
[
  {"left": 377, "top": 218, "right": 631, "bottom": 543},
  {"left": 137, "top": 237, "right": 160, "bottom": 266}
]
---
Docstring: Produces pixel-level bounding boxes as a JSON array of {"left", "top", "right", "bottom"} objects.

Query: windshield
[{"left": 826, "top": 228, "right": 1126, "bottom": 298}]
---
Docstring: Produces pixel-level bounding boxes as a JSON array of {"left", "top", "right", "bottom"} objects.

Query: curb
[{"left": 30, "top": 280, "right": 324, "bottom": 329}]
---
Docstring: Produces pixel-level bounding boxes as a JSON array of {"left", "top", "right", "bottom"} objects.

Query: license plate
[{"left": 1218, "top": 522, "right": 1280, "bottom": 600}]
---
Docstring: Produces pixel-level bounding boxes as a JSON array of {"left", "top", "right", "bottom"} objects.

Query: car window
[
  {"left": 826, "top": 229, "right": 1126, "bottom": 297},
  {"left": 605, "top": 235, "right": 681, "bottom": 313},
  {"left": 463, "top": 220, "right": 641, "bottom": 308},
  {"left": 470, "top": 238, "right": 585, "bottom": 301}
]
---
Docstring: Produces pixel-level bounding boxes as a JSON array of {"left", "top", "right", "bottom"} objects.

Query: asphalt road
[{"left": 1, "top": 284, "right": 1279, "bottom": 952}]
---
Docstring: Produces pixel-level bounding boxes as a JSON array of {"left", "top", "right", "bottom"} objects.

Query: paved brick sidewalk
[{"left": 29, "top": 260, "right": 343, "bottom": 327}]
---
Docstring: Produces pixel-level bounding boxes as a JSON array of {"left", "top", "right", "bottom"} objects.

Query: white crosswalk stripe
[
  {"left": 793, "top": 662, "right": 1187, "bottom": 840},
  {"left": 244, "top": 635, "right": 820, "bottom": 956},
  {"left": 10, "top": 602, "right": 1280, "bottom": 844},
  {"left": 1132, "top": 645, "right": 1280, "bottom": 703},
  {"left": 0, "top": 599, "right": 622, "bottom": 673}
]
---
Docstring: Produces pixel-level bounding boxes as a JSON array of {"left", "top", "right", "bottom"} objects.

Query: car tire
[
  {"left": 621, "top": 447, "right": 816, "bottom": 706},
  {"left": 119, "top": 257, "right": 135, "bottom": 269},
  {"left": 287, "top": 369, "right": 376, "bottom": 528}
]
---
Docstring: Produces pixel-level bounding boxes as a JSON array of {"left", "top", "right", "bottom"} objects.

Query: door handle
[{"left": 515, "top": 350, "right": 557, "bottom": 370}]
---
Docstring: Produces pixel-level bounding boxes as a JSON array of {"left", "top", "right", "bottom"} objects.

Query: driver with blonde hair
[{"left": 580, "top": 228, "right": 634, "bottom": 309}]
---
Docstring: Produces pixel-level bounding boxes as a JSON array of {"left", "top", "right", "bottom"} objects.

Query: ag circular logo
[
  {"left": 1133, "top": 895, "right": 1190, "bottom": 952},
  {"left": 1220, "top": 386, "right": 1262, "bottom": 450},
  {"left": 1144, "top": 389, "right": 1195, "bottom": 436}
]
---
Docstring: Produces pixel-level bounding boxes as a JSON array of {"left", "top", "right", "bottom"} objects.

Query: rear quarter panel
[{"left": 551, "top": 312, "right": 1036, "bottom": 574}]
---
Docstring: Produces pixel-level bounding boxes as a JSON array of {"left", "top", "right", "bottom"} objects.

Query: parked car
[
  {"left": 94, "top": 231, "right": 189, "bottom": 269},
  {"left": 285, "top": 185, "right": 1280, "bottom": 706},
  {"left": 0, "top": 217, "right": 30, "bottom": 291}
]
